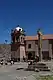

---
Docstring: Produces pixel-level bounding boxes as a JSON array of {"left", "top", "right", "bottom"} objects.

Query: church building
[{"left": 11, "top": 26, "right": 53, "bottom": 61}]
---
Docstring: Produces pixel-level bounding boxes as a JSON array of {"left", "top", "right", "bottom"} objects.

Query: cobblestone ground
[
  {"left": 0, "top": 62, "right": 34, "bottom": 80},
  {"left": 0, "top": 62, "right": 53, "bottom": 80}
]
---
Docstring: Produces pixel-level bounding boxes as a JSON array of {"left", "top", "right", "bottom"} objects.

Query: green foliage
[
  {"left": 33, "top": 74, "right": 53, "bottom": 80},
  {"left": 39, "top": 75, "right": 53, "bottom": 80}
]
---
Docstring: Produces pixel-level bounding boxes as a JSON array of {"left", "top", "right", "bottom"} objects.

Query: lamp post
[{"left": 37, "top": 29, "right": 42, "bottom": 61}]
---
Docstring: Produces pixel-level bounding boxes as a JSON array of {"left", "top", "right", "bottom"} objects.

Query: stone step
[{"left": 28, "top": 62, "right": 50, "bottom": 71}]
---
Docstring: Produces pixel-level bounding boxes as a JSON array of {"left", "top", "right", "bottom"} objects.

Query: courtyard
[
  {"left": 0, "top": 62, "right": 34, "bottom": 80},
  {"left": 0, "top": 62, "right": 53, "bottom": 80}
]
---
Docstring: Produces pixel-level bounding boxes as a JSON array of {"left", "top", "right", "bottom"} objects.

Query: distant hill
[{"left": 0, "top": 44, "right": 11, "bottom": 61}]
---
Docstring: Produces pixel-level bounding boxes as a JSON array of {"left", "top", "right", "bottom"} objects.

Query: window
[
  {"left": 28, "top": 44, "right": 31, "bottom": 48},
  {"left": 16, "top": 36, "right": 19, "bottom": 41}
]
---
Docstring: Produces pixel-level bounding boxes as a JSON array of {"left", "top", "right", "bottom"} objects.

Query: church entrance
[
  {"left": 28, "top": 52, "right": 32, "bottom": 60},
  {"left": 28, "top": 52, "right": 35, "bottom": 60}
]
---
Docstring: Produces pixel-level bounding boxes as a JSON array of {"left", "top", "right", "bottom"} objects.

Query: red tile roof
[{"left": 25, "top": 34, "right": 53, "bottom": 40}]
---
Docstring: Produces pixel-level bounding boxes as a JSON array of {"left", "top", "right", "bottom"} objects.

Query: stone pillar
[
  {"left": 37, "top": 29, "right": 42, "bottom": 61},
  {"left": 39, "top": 48, "right": 42, "bottom": 61},
  {"left": 49, "top": 44, "right": 52, "bottom": 60},
  {"left": 20, "top": 45, "right": 26, "bottom": 62},
  {"left": 38, "top": 35, "right": 42, "bottom": 61},
  {"left": 35, "top": 45, "right": 39, "bottom": 56}
]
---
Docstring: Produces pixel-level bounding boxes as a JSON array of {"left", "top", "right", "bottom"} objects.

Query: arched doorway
[{"left": 28, "top": 52, "right": 32, "bottom": 60}]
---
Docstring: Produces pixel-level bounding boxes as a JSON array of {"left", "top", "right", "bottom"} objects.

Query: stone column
[
  {"left": 37, "top": 29, "right": 42, "bottom": 61},
  {"left": 49, "top": 44, "right": 52, "bottom": 60},
  {"left": 35, "top": 45, "right": 39, "bottom": 56},
  {"left": 20, "top": 45, "right": 26, "bottom": 62}
]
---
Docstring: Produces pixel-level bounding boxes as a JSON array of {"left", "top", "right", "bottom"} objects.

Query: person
[
  {"left": 10, "top": 60, "right": 13, "bottom": 65},
  {"left": 23, "top": 56, "right": 25, "bottom": 62},
  {"left": 5, "top": 61, "right": 8, "bottom": 65},
  {"left": 35, "top": 55, "right": 39, "bottom": 62},
  {"left": 0, "top": 60, "right": 3, "bottom": 65}
]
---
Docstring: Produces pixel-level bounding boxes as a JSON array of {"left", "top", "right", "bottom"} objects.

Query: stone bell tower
[{"left": 11, "top": 25, "right": 26, "bottom": 61}]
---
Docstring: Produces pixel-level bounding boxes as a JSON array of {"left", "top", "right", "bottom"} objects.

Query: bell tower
[{"left": 11, "top": 25, "right": 26, "bottom": 61}]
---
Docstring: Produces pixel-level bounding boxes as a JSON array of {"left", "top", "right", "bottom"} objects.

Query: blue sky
[{"left": 0, "top": 0, "right": 53, "bottom": 43}]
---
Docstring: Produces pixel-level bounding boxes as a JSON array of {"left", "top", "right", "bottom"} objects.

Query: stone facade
[
  {"left": 0, "top": 37, "right": 53, "bottom": 61},
  {"left": 26, "top": 39, "right": 53, "bottom": 60},
  {"left": 11, "top": 37, "right": 53, "bottom": 61}
]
